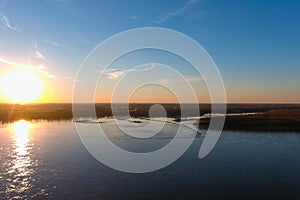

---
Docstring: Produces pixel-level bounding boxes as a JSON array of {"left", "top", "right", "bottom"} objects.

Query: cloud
[
  {"left": 106, "top": 70, "right": 126, "bottom": 80},
  {"left": 99, "top": 65, "right": 156, "bottom": 81},
  {"left": 157, "top": 78, "right": 172, "bottom": 84},
  {"left": 154, "top": 0, "right": 199, "bottom": 24},
  {"left": 0, "top": 13, "right": 20, "bottom": 32},
  {"left": 0, "top": 56, "right": 59, "bottom": 79},
  {"left": 129, "top": 16, "right": 137, "bottom": 20},
  {"left": 0, "top": 56, "right": 20, "bottom": 66},
  {"left": 45, "top": 39, "right": 63, "bottom": 47},
  {"left": 157, "top": 75, "right": 204, "bottom": 84},
  {"left": 33, "top": 43, "right": 48, "bottom": 62},
  {"left": 35, "top": 50, "right": 47, "bottom": 62},
  {"left": 60, "top": 75, "right": 78, "bottom": 81}
]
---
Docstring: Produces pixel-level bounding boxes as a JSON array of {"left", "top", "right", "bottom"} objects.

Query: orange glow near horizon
[
  {"left": 0, "top": 68, "right": 47, "bottom": 103},
  {"left": 129, "top": 84, "right": 180, "bottom": 103}
]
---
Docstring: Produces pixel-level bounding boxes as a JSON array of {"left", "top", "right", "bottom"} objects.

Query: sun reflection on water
[
  {"left": 6, "top": 120, "right": 35, "bottom": 196},
  {"left": 11, "top": 120, "right": 31, "bottom": 157}
]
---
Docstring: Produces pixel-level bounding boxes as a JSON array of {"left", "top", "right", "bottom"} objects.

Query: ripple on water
[{"left": 0, "top": 120, "right": 49, "bottom": 199}]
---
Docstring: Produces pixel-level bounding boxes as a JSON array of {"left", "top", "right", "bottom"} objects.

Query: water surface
[{"left": 1, "top": 120, "right": 300, "bottom": 199}]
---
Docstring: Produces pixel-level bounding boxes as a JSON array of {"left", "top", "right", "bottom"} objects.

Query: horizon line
[{"left": 1, "top": 102, "right": 300, "bottom": 105}]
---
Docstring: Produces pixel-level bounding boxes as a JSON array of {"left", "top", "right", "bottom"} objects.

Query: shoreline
[
  {"left": 0, "top": 103, "right": 299, "bottom": 132},
  {"left": 198, "top": 109, "right": 300, "bottom": 132}
]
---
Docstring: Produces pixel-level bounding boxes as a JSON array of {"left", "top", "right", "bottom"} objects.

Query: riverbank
[
  {"left": 198, "top": 109, "right": 300, "bottom": 132},
  {"left": 0, "top": 103, "right": 299, "bottom": 132}
]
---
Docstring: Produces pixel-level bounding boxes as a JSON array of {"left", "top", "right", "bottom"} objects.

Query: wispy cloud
[
  {"left": 33, "top": 44, "right": 48, "bottom": 62},
  {"left": 0, "top": 56, "right": 19, "bottom": 66},
  {"left": 154, "top": 0, "right": 199, "bottom": 24},
  {"left": 156, "top": 78, "right": 172, "bottom": 84},
  {"left": 106, "top": 70, "right": 126, "bottom": 80},
  {"left": 35, "top": 50, "right": 47, "bottom": 62},
  {"left": 45, "top": 39, "right": 63, "bottom": 47},
  {"left": 157, "top": 75, "right": 204, "bottom": 84},
  {"left": 0, "top": 13, "right": 20, "bottom": 32},
  {"left": 0, "top": 56, "right": 60, "bottom": 79},
  {"left": 99, "top": 65, "right": 156, "bottom": 81}
]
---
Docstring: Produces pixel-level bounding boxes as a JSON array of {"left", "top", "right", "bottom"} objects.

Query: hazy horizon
[{"left": 1, "top": 101, "right": 300, "bottom": 105}]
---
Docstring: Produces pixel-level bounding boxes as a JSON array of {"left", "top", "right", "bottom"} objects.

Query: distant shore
[
  {"left": 0, "top": 103, "right": 299, "bottom": 132},
  {"left": 198, "top": 108, "right": 300, "bottom": 132}
]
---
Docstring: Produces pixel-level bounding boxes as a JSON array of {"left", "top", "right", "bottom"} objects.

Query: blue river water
[{"left": 0, "top": 119, "right": 300, "bottom": 199}]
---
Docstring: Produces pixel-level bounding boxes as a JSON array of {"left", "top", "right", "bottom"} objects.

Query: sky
[{"left": 0, "top": 0, "right": 299, "bottom": 103}]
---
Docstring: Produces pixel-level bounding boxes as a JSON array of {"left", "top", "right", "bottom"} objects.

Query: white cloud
[
  {"left": 45, "top": 39, "right": 63, "bottom": 47},
  {"left": 99, "top": 65, "right": 156, "bottom": 81},
  {"left": 0, "top": 13, "right": 20, "bottom": 32},
  {"left": 157, "top": 78, "right": 172, "bottom": 84},
  {"left": 0, "top": 56, "right": 20, "bottom": 66},
  {"left": 35, "top": 50, "right": 47, "bottom": 62},
  {"left": 0, "top": 56, "right": 58, "bottom": 79},
  {"left": 157, "top": 75, "right": 204, "bottom": 84},
  {"left": 106, "top": 70, "right": 126, "bottom": 80},
  {"left": 33, "top": 43, "right": 48, "bottom": 62},
  {"left": 154, "top": 0, "right": 199, "bottom": 24}
]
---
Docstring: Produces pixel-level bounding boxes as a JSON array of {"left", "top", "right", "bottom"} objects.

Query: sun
[{"left": 0, "top": 68, "right": 44, "bottom": 103}]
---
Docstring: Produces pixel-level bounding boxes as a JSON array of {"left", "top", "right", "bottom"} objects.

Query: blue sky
[{"left": 0, "top": 0, "right": 299, "bottom": 103}]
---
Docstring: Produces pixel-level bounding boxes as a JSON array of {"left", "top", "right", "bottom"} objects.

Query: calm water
[{"left": 1, "top": 119, "right": 300, "bottom": 199}]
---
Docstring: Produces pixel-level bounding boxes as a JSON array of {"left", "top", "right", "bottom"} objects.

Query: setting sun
[{"left": 0, "top": 68, "right": 44, "bottom": 103}]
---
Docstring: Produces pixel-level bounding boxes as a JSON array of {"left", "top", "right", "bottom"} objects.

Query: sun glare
[
  {"left": 0, "top": 68, "right": 44, "bottom": 103},
  {"left": 10, "top": 120, "right": 32, "bottom": 155}
]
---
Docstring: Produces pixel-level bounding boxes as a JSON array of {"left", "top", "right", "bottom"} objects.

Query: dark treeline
[
  {"left": 0, "top": 103, "right": 297, "bottom": 122},
  {"left": 199, "top": 108, "right": 300, "bottom": 132},
  {"left": 0, "top": 103, "right": 73, "bottom": 123},
  {"left": 1, "top": 103, "right": 300, "bottom": 132}
]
